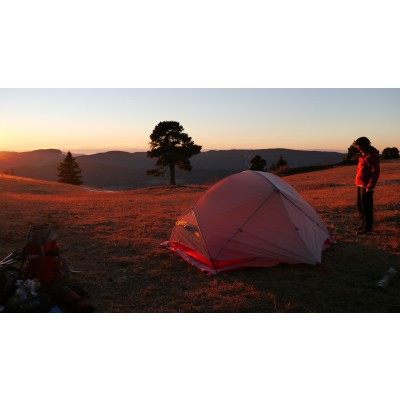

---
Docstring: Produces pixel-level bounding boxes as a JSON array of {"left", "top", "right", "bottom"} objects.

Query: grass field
[{"left": 1, "top": 160, "right": 399, "bottom": 312}]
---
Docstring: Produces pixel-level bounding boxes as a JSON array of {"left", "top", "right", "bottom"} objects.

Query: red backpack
[{"left": 22, "top": 224, "right": 65, "bottom": 287}]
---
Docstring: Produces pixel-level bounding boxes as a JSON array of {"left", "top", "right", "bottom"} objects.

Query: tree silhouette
[
  {"left": 382, "top": 147, "right": 399, "bottom": 160},
  {"left": 275, "top": 155, "right": 288, "bottom": 169},
  {"left": 57, "top": 151, "right": 83, "bottom": 185},
  {"left": 147, "top": 121, "right": 202, "bottom": 185},
  {"left": 249, "top": 155, "right": 267, "bottom": 171},
  {"left": 269, "top": 155, "right": 288, "bottom": 174},
  {"left": 343, "top": 144, "right": 359, "bottom": 164}
]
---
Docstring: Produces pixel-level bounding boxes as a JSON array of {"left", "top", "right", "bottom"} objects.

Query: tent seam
[
  {"left": 214, "top": 190, "right": 276, "bottom": 261},
  {"left": 254, "top": 170, "right": 331, "bottom": 235},
  {"left": 191, "top": 209, "right": 215, "bottom": 270}
]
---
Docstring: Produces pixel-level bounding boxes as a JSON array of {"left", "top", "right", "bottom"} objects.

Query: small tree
[
  {"left": 57, "top": 151, "right": 83, "bottom": 185},
  {"left": 343, "top": 144, "right": 359, "bottom": 164},
  {"left": 147, "top": 121, "right": 202, "bottom": 185},
  {"left": 270, "top": 155, "right": 289, "bottom": 175},
  {"left": 382, "top": 147, "right": 399, "bottom": 160},
  {"left": 249, "top": 155, "right": 267, "bottom": 171},
  {"left": 275, "top": 155, "right": 288, "bottom": 169}
]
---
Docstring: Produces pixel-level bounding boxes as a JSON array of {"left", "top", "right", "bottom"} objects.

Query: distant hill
[
  {"left": 0, "top": 148, "right": 345, "bottom": 189},
  {"left": 191, "top": 149, "right": 344, "bottom": 169},
  {"left": 0, "top": 149, "right": 63, "bottom": 168}
]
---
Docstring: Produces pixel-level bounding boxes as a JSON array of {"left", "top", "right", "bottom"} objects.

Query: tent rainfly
[{"left": 162, "top": 170, "right": 335, "bottom": 274}]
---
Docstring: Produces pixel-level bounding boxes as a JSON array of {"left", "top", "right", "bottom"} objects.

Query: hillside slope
[
  {"left": 1, "top": 148, "right": 345, "bottom": 189},
  {"left": 1, "top": 161, "right": 399, "bottom": 312}
]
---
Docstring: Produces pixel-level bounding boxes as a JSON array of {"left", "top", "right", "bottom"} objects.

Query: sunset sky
[{"left": 1, "top": 88, "right": 399, "bottom": 154}]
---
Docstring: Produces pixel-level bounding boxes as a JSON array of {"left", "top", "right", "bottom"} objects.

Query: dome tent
[{"left": 163, "top": 170, "right": 335, "bottom": 274}]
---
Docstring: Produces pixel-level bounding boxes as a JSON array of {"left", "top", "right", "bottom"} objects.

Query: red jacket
[{"left": 355, "top": 146, "right": 380, "bottom": 190}]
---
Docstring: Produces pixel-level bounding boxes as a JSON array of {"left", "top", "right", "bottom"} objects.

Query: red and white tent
[{"left": 163, "top": 170, "right": 335, "bottom": 274}]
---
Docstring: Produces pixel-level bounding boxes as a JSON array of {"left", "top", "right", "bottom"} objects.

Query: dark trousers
[{"left": 357, "top": 186, "right": 374, "bottom": 231}]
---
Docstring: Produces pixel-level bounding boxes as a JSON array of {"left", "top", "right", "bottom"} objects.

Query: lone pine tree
[
  {"left": 249, "top": 155, "right": 267, "bottom": 171},
  {"left": 147, "top": 121, "right": 202, "bottom": 185},
  {"left": 57, "top": 151, "right": 83, "bottom": 185}
]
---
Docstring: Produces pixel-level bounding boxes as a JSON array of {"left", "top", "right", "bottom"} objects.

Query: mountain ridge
[{"left": 0, "top": 148, "right": 345, "bottom": 189}]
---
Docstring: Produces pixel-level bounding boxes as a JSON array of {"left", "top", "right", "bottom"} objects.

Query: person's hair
[{"left": 354, "top": 136, "right": 371, "bottom": 147}]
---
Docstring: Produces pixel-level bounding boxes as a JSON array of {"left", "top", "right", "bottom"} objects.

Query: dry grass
[{"left": 1, "top": 160, "right": 399, "bottom": 312}]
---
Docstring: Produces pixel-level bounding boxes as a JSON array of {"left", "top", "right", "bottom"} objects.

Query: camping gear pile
[
  {"left": 163, "top": 170, "right": 335, "bottom": 274},
  {"left": 0, "top": 224, "right": 94, "bottom": 313}
]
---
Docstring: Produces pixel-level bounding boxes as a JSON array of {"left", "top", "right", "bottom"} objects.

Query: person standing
[{"left": 353, "top": 137, "right": 380, "bottom": 235}]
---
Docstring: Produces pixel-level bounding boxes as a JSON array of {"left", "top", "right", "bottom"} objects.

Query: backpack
[{"left": 22, "top": 224, "right": 65, "bottom": 287}]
